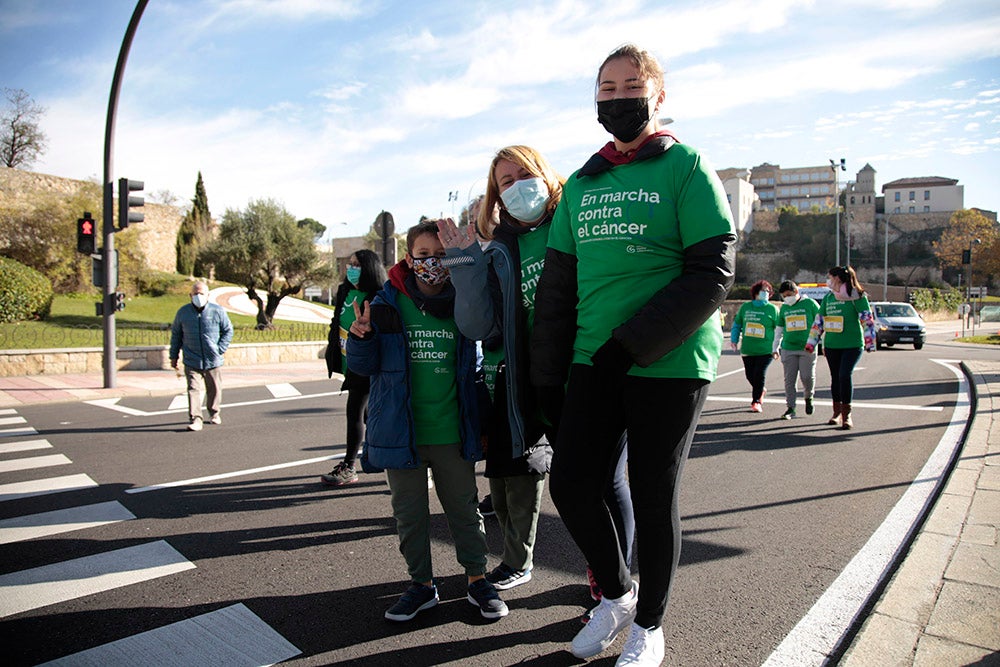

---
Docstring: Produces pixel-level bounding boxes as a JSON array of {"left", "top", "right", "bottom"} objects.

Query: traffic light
[
  {"left": 118, "top": 178, "right": 144, "bottom": 229},
  {"left": 115, "top": 292, "right": 126, "bottom": 311},
  {"left": 77, "top": 212, "right": 97, "bottom": 254}
]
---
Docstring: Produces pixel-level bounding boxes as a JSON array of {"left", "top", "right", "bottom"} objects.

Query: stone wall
[
  {"left": 0, "top": 341, "right": 327, "bottom": 377},
  {"left": 0, "top": 166, "right": 184, "bottom": 273}
]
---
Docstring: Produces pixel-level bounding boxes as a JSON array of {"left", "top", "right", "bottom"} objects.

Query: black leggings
[
  {"left": 823, "top": 347, "right": 862, "bottom": 404},
  {"left": 550, "top": 364, "right": 709, "bottom": 629},
  {"left": 741, "top": 354, "right": 773, "bottom": 402},
  {"left": 343, "top": 372, "right": 370, "bottom": 467}
]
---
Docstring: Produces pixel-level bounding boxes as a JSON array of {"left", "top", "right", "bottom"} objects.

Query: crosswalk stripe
[
  {"left": 168, "top": 395, "right": 187, "bottom": 411},
  {"left": 0, "top": 454, "right": 72, "bottom": 474},
  {"left": 0, "top": 438, "right": 52, "bottom": 454},
  {"left": 266, "top": 382, "right": 301, "bottom": 398},
  {"left": 0, "top": 474, "right": 98, "bottom": 503},
  {"left": 0, "top": 540, "right": 195, "bottom": 618},
  {"left": 0, "top": 426, "right": 38, "bottom": 438},
  {"left": 38, "top": 602, "right": 301, "bottom": 666},
  {"left": 0, "top": 408, "right": 16, "bottom": 415},
  {"left": 0, "top": 416, "right": 27, "bottom": 426},
  {"left": 0, "top": 501, "right": 136, "bottom": 545}
]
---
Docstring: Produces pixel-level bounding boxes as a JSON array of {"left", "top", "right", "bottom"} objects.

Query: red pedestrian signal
[{"left": 77, "top": 212, "right": 97, "bottom": 254}]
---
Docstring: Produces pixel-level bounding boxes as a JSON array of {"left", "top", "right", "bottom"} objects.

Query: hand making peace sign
[{"left": 350, "top": 300, "right": 372, "bottom": 337}]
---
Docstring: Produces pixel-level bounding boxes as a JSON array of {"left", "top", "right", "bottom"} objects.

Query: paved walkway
[{"left": 0, "top": 334, "right": 996, "bottom": 665}]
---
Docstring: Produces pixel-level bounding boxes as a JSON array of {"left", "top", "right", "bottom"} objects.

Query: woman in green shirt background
[{"left": 805, "top": 266, "right": 877, "bottom": 429}]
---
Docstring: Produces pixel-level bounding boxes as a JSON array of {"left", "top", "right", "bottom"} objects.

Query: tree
[
  {"left": 1, "top": 88, "right": 47, "bottom": 169},
  {"left": 175, "top": 172, "right": 214, "bottom": 276},
  {"left": 932, "top": 209, "right": 999, "bottom": 285},
  {"left": 297, "top": 217, "right": 326, "bottom": 238},
  {"left": 200, "top": 198, "right": 334, "bottom": 328}
]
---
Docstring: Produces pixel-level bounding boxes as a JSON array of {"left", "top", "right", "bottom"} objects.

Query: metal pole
[
  {"left": 102, "top": 0, "right": 149, "bottom": 388},
  {"left": 883, "top": 214, "right": 889, "bottom": 300}
]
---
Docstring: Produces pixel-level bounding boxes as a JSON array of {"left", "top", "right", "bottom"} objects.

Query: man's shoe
[
  {"left": 486, "top": 563, "right": 531, "bottom": 590},
  {"left": 384, "top": 583, "right": 438, "bottom": 622},
  {"left": 478, "top": 494, "right": 495, "bottom": 517},
  {"left": 208, "top": 413, "right": 221, "bottom": 425},
  {"left": 570, "top": 581, "right": 638, "bottom": 658},
  {"left": 616, "top": 623, "right": 665, "bottom": 666},
  {"left": 587, "top": 566, "right": 603, "bottom": 602},
  {"left": 781, "top": 408, "right": 795, "bottom": 420},
  {"left": 467, "top": 578, "right": 508, "bottom": 619},
  {"left": 321, "top": 462, "right": 358, "bottom": 486},
  {"left": 187, "top": 417, "right": 203, "bottom": 431},
  {"left": 805, "top": 397, "right": 814, "bottom": 415}
]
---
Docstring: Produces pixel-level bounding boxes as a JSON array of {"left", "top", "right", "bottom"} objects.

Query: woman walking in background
[
  {"left": 321, "top": 249, "right": 387, "bottom": 486},
  {"left": 730, "top": 280, "right": 780, "bottom": 413},
  {"left": 805, "top": 266, "right": 876, "bottom": 429}
]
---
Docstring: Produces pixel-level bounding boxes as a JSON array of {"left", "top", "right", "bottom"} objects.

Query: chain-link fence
[{"left": 0, "top": 322, "right": 329, "bottom": 350}]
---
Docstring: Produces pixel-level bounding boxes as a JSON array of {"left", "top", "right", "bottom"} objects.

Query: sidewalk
[{"left": 0, "top": 351, "right": 996, "bottom": 665}]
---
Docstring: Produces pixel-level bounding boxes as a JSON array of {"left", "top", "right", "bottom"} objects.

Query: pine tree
[{"left": 175, "top": 172, "right": 214, "bottom": 276}]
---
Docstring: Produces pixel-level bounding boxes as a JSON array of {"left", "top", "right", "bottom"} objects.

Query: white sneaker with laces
[
  {"left": 570, "top": 580, "right": 638, "bottom": 658},
  {"left": 616, "top": 623, "right": 664, "bottom": 666},
  {"left": 209, "top": 413, "right": 221, "bottom": 425},
  {"left": 187, "top": 417, "right": 203, "bottom": 432}
]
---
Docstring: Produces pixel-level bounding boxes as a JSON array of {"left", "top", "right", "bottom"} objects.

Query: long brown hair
[{"left": 828, "top": 265, "right": 865, "bottom": 297}]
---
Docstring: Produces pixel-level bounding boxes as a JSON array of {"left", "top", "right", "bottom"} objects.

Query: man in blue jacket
[{"left": 170, "top": 281, "right": 234, "bottom": 431}]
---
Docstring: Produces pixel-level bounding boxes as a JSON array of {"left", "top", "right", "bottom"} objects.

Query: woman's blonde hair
[{"left": 477, "top": 145, "right": 565, "bottom": 240}]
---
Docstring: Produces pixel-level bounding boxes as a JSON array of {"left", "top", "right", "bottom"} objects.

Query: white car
[{"left": 872, "top": 302, "right": 926, "bottom": 350}]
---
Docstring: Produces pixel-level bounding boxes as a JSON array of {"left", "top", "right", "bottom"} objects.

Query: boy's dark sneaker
[
  {"left": 485, "top": 563, "right": 532, "bottom": 590},
  {"left": 384, "top": 583, "right": 438, "bottom": 622},
  {"left": 467, "top": 578, "right": 508, "bottom": 619},
  {"left": 781, "top": 408, "right": 796, "bottom": 420},
  {"left": 321, "top": 462, "right": 358, "bottom": 486},
  {"left": 805, "top": 397, "right": 814, "bottom": 415},
  {"left": 478, "top": 494, "right": 495, "bottom": 517}
]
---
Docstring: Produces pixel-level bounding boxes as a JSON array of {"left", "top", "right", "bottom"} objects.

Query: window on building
[
  {"left": 923, "top": 206, "right": 930, "bottom": 212},
  {"left": 895, "top": 192, "right": 900, "bottom": 201},
  {"left": 924, "top": 190, "right": 930, "bottom": 200},
  {"left": 909, "top": 206, "right": 915, "bottom": 213},
  {"left": 768, "top": 178, "right": 774, "bottom": 185},
  {"left": 850, "top": 196, "right": 855, "bottom": 204},
  {"left": 909, "top": 191, "right": 915, "bottom": 200},
  {"left": 894, "top": 207, "right": 901, "bottom": 213}
]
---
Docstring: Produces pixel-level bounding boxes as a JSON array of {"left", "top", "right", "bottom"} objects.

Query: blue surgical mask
[
  {"left": 754, "top": 291, "right": 769, "bottom": 305},
  {"left": 346, "top": 266, "right": 361, "bottom": 286},
  {"left": 500, "top": 177, "right": 549, "bottom": 224}
]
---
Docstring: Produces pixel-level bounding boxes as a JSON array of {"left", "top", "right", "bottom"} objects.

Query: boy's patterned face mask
[{"left": 411, "top": 256, "right": 450, "bottom": 286}]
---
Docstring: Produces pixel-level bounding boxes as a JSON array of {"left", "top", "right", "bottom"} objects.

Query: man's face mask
[{"left": 191, "top": 293, "right": 208, "bottom": 308}]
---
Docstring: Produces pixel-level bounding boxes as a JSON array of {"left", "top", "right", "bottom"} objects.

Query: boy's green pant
[
  {"left": 386, "top": 443, "right": 487, "bottom": 583},
  {"left": 489, "top": 473, "right": 545, "bottom": 572}
]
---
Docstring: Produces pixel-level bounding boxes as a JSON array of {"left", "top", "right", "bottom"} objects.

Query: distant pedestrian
[
  {"left": 805, "top": 266, "right": 877, "bottom": 429},
  {"left": 321, "top": 249, "right": 387, "bottom": 486},
  {"left": 347, "top": 220, "right": 507, "bottom": 622},
  {"left": 169, "top": 280, "right": 234, "bottom": 432},
  {"left": 775, "top": 280, "right": 820, "bottom": 419},
  {"left": 731, "top": 280, "right": 780, "bottom": 413}
]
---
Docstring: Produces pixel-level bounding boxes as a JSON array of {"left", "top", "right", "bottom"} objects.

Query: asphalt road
[{"left": 1, "top": 329, "right": 991, "bottom": 666}]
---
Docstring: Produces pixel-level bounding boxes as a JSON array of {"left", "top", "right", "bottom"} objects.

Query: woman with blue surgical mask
[
  {"left": 730, "top": 280, "right": 781, "bottom": 413},
  {"left": 438, "top": 145, "right": 635, "bottom": 606}
]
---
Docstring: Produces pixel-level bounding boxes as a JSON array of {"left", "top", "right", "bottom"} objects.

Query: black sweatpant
[
  {"left": 549, "top": 364, "right": 709, "bottom": 629},
  {"left": 741, "top": 353, "right": 772, "bottom": 403},
  {"left": 343, "top": 371, "right": 370, "bottom": 467},
  {"left": 823, "top": 346, "right": 862, "bottom": 404}
]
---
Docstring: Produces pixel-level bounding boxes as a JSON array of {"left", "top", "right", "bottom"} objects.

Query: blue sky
[{"left": 2, "top": 0, "right": 998, "bottom": 240}]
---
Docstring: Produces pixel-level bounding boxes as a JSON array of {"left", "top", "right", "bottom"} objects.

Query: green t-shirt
[
  {"left": 518, "top": 224, "right": 549, "bottom": 332},
  {"left": 337, "top": 289, "right": 366, "bottom": 358},
  {"left": 733, "top": 301, "right": 780, "bottom": 356},
  {"left": 546, "top": 142, "right": 735, "bottom": 380},
  {"left": 818, "top": 292, "right": 871, "bottom": 349},
  {"left": 777, "top": 297, "right": 820, "bottom": 351},
  {"left": 397, "top": 294, "right": 460, "bottom": 445},
  {"left": 480, "top": 344, "right": 504, "bottom": 401}
]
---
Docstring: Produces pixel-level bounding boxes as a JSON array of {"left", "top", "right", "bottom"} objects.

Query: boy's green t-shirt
[
  {"left": 338, "top": 289, "right": 366, "bottom": 358},
  {"left": 733, "top": 301, "right": 780, "bottom": 356},
  {"left": 777, "top": 297, "right": 820, "bottom": 351},
  {"left": 397, "top": 294, "right": 460, "bottom": 445},
  {"left": 481, "top": 344, "right": 504, "bottom": 401},
  {"left": 517, "top": 224, "right": 549, "bottom": 332},
  {"left": 546, "top": 143, "right": 734, "bottom": 380},
  {"left": 819, "top": 292, "right": 871, "bottom": 349}
]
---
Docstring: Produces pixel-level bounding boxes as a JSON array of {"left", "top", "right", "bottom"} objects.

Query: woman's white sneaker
[
  {"left": 616, "top": 623, "right": 664, "bottom": 666},
  {"left": 570, "top": 580, "right": 638, "bottom": 658}
]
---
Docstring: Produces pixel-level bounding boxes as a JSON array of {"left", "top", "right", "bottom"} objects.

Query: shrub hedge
[{"left": 0, "top": 257, "right": 54, "bottom": 322}]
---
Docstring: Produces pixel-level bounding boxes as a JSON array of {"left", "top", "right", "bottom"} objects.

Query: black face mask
[{"left": 596, "top": 97, "right": 651, "bottom": 143}]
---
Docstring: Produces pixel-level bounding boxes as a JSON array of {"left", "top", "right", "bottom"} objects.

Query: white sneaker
[
  {"left": 571, "top": 580, "right": 638, "bottom": 658},
  {"left": 616, "top": 623, "right": 664, "bottom": 666},
  {"left": 187, "top": 417, "right": 203, "bottom": 432},
  {"left": 209, "top": 413, "right": 221, "bottom": 425}
]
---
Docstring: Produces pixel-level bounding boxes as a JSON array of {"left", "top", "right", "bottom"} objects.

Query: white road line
[
  {"left": 86, "top": 389, "right": 345, "bottom": 417},
  {"left": 125, "top": 454, "right": 344, "bottom": 494},
  {"left": 0, "top": 540, "right": 195, "bottom": 618},
  {"left": 0, "top": 416, "right": 27, "bottom": 426},
  {"left": 0, "top": 453, "right": 72, "bottom": 474},
  {"left": 38, "top": 603, "right": 301, "bottom": 666},
  {"left": 707, "top": 396, "right": 943, "bottom": 411},
  {"left": 0, "top": 408, "right": 16, "bottom": 415},
  {"left": 0, "top": 426, "right": 38, "bottom": 438},
  {"left": 0, "top": 501, "right": 136, "bottom": 545},
  {"left": 266, "top": 382, "right": 301, "bottom": 398},
  {"left": 0, "top": 474, "right": 98, "bottom": 503},
  {"left": 0, "top": 438, "right": 52, "bottom": 454},
  {"left": 762, "top": 359, "right": 970, "bottom": 666},
  {"left": 167, "top": 395, "right": 187, "bottom": 411}
]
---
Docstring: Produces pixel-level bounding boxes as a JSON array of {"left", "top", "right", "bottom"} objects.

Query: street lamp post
[
  {"left": 830, "top": 158, "right": 846, "bottom": 266},
  {"left": 883, "top": 213, "right": 890, "bottom": 301}
]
